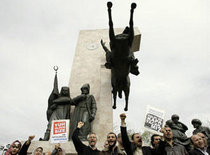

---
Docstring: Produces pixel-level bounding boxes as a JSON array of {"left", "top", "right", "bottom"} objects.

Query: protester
[
  {"left": 150, "top": 134, "right": 161, "bottom": 149},
  {"left": 196, "top": 133, "right": 208, "bottom": 147},
  {"left": 120, "top": 113, "right": 152, "bottom": 155},
  {"left": 33, "top": 147, "right": 43, "bottom": 155},
  {"left": 72, "top": 121, "right": 100, "bottom": 155},
  {"left": 5, "top": 135, "right": 35, "bottom": 155},
  {"left": 158, "top": 127, "right": 188, "bottom": 155},
  {"left": 189, "top": 134, "right": 210, "bottom": 155},
  {"left": 51, "top": 144, "right": 64, "bottom": 155},
  {"left": 100, "top": 132, "right": 125, "bottom": 155}
]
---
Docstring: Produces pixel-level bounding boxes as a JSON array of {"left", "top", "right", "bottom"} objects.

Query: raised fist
[{"left": 120, "top": 113, "right": 126, "bottom": 121}]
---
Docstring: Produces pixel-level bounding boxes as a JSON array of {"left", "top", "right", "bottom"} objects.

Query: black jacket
[
  {"left": 120, "top": 126, "right": 152, "bottom": 155},
  {"left": 18, "top": 141, "right": 31, "bottom": 155},
  {"left": 189, "top": 147, "right": 210, "bottom": 155},
  {"left": 72, "top": 128, "right": 100, "bottom": 155}
]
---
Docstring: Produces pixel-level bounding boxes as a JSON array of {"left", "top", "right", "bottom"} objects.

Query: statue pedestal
[{"left": 28, "top": 28, "right": 140, "bottom": 154}]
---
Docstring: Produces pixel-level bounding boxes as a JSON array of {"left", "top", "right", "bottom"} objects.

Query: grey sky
[{"left": 0, "top": 0, "right": 210, "bottom": 145}]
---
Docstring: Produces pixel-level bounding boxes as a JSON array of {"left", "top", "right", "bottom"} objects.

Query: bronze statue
[
  {"left": 70, "top": 84, "right": 97, "bottom": 141},
  {"left": 101, "top": 2, "right": 139, "bottom": 111},
  {"left": 40, "top": 67, "right": 72, "bottom": 141},
  {"left": 166, "top": 114, "right": 190, "bottom": 146}
]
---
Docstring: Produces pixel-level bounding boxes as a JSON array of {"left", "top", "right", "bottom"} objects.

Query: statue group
[
  {"left": 166, "top": 114, "right": 210, "bottom": 149},
  {"left": 40, "top": 67, "right": 97, "bottom": 141}
]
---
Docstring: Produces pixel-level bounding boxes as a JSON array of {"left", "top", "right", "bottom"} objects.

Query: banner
[
  {"left": 50, "top": 119, "right": 70, "bottom": 143},
  {"left": 144, "top": 106, "right": 165, "bottom": 134}
]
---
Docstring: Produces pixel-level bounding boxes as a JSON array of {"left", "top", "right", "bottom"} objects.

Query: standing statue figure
[
  {"left": 100, "top": 2, "right": 139, "bottom": 111},
  {"left": 166, "top": 114, "right": 190, "bottom": 146},
  {"left": 191, "top": 118, "right": 210, "bottom": 146},
  {"left": 70, "top": 83, "right": 97, "bottom": 140},
  {"left": 40, "top": 67, "right": 72, "bottom": 141}
]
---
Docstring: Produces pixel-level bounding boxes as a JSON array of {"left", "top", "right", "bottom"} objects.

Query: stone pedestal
[{"left": 28, "top": 28, "right": 140, "bottom": 154}]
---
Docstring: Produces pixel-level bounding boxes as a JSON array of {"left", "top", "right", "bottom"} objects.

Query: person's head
[
  {"left": 197, "top": 132, "right": 208, "bottom": 147},
  {"left": 151, "top": 134, "right": 161, "bottom": 148},
  {"left": 191, "top": 119, "right": 202, "bottom": 129},
  {"left": 60, "top": 87, "right": 70, "bottom": 97},
  {"left": 163, "top": 127, "right": 173, "bottom": 140},
  {"left": 81, "top": 84, "right": 90, "bottom": 95},
  {"left": 7, "top": 140, "right": 22, "bottom": 155},
  {"left": 107, "top": 132, "right": 117, "bottom": 148},
  {"left": 34, "top": 147, "right": 43, "bottom": 155},
  {"left": 87, "top": 133, "right": 97, "bottom": 148},
  {"left": 191, "top": 135, "right": 205, "bottom": 150},
  {"left": 131, "top": 133, "right": 142, "bottom": 147},
  {"left": 57, "top": 147, "right": 63, "bottom": 155},
  {"left": 117, "top": 133, "right": 123, "bottom": 146},
  {"left": 171, "top": 114, "right": 179, "bottom": 124}
]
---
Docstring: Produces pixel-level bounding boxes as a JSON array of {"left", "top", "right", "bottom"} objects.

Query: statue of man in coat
[{"left": 70, "top": 83, "right": 97, "bottom": 140}]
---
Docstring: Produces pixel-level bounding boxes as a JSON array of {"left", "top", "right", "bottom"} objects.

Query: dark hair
[
  {"left": 131, "top": 133, "right": 140, "bottom": 140},
  {"left": 151, "top": 134, "right": 160, "bottom": 147},
  {"left": 107, "top": 132, "right": 117, "bottom": 138}
]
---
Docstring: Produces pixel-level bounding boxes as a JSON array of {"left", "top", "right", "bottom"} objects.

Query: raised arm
[
  {"left": 120, "top": 113, "right": 133, "bottom": 155},
  {"left": 19, "top": 135, "right": 35, "bottom": 155},
  {"left": 72, "top": 122, "right": 86, "bottom": 154}
]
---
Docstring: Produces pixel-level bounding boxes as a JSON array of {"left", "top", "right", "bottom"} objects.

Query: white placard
[
  {"left": 50, "top": 119, "right": 70, "bottom": 143},
  {"left": 144, "top": 106, "right": 165, "bottom": 134}
]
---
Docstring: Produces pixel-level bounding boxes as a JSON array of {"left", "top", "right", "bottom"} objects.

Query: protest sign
[
  {"left": 50, "top": 119, "right": 70, "bottom": 143},
  {"left": 144, "top": 106, "right": 165, "bottom": 134}
]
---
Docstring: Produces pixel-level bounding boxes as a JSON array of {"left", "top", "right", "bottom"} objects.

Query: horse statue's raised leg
[
  {"left": 107, "top": 2, "right": 115, "bottom": 43},
  {"left": 124, "top": 91, "right": 129, "bottom": 111},
  {"left": 124, "top": 77, "right": 130, "bottom": 111},
  {"left": 112, "top": 88, "right": 117, "bottom": 109}
]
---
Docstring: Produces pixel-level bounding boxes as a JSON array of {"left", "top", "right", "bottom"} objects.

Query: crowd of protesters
[{"left": 2, "top": 113, "right": 210, "bottom": 155}]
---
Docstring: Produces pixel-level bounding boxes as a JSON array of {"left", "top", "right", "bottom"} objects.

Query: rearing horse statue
[{"left": 101, "top": 2, "right": 139, "bottom": 111}]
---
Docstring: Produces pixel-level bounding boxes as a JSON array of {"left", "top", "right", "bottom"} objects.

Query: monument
[{"left": 27, "top": 2, "right": 141, "bottom": 154}]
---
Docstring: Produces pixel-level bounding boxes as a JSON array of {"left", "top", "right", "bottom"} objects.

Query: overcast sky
[{"left": 0, "top": 0, "right": 210, "bottom": 145}]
